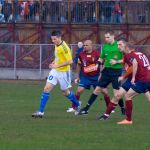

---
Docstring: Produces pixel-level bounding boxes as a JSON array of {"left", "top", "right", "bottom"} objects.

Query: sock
[
  {"left": 84, "top": 93, "right": 98, "bottom": 111},
  {"left": 118, "top": 98, "right": 124, "bottom": 108},
  {"left": 104, "top": 95, "right": 110, "bottom": 107},
  {"left": 105, "top": 101, "right": 117, "bottom": 115},
  {"left": 125, "top": 100, "right": 133, "bottom": 121},
  {"left": 72, "top": 94, "right": 80, "bottom": 109},
  {"left": 66, "top": 91, "right": 80, "bottom": 107},
  {"left": 75, "top": 94, "right": 80, "bottom": 100},
  {"left": 39, "top": 92, "right": 50, "bottom": 113}
]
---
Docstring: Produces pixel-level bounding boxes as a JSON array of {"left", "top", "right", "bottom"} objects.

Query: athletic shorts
[
  {"left": 47, "top": 69, "right": 72, "bottom": 90},
  {"left": 97, "top": 68, "right": 122, "bottom": 89},
  {"left": 79, "top": 75, "right": 99, "bottom": 89},
  {"left": 131, "top": 81, "right": 150, "bottom": 93},
  {"left": 122, "top": 78, "right": 132, "bottom": 92}
]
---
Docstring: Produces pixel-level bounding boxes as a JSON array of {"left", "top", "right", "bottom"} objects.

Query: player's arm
[
  {"left": 49, "top": 60, "right": 72, "bottom": 69},
  {"left": 99, "top": 46, "right": 106, "bottom": 63},
  {"left": 75, "top": 59, "right": 81, "bottom": 83},
  {"left": 123, "top": 66, "right": 132, "bottom": 79},
  {"left": 97, "top": 58, "right": 104, "bottom": 66},
  {"left": 58, "top": 60, "right": 72, "bottom": 67},
  {"left": 131, "top": 58, "right": 138, "bottom": 84},
  {"left": 118, "top": 66, "right": 132, "bottom": 82},
  {"left": 110, "top": 59, "right": 123, "bottom": 65}
]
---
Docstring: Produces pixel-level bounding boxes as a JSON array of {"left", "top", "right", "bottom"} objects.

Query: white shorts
[{"left": 47, "top": 69, "right": 72, "bottom": 90}]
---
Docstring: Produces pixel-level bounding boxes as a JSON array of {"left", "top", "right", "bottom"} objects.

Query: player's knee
[
  {"left": 62, "top": 92, "right": 66, "bottom": 96},
  {"left": 101, "top": 90, "right": 108, "bottom": 95},
  {"left": 94, "top": 87, "right": 101, "bottom": 95},
  {"left": 62, "top": 90, "right": 69, "bottom": 97},
  {"left": 76, "top": 89, "right": 84, "bottom": 95},
  {"left": 75, "top": 91, "right": 80, "bottom": 96},
  {"left": 124, "top": 93, "right": 133, "bottom": 100},
  {"left": 44, "top": 86, "right": 50, "bottom": 93},
  {"left": 114, "top": 93, "right": 122, "bottom": 101}
]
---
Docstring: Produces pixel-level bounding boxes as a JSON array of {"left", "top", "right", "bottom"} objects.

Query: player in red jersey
[
  {"left": 97, "top": 39, "right": 150, "bottom": 124},
  {"left": 67, "top": 40, "right": 111, "bottom": 114}
]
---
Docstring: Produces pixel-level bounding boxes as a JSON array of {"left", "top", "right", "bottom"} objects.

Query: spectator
[
  {"left": 113, "top": 1, "right": 122, "bottom": 23},
  {"left": 2, "top": 0, "right": 12, "bottom": 22},
  {"left": 14, "top": 1, "right": 22, "bottom": 22},
  {"left": 60, "top": 1, "right": 68, "bottom": 23},
  {"left": 49, "top": 1, "right": 59, "bottom": 22},
  {"left": 72, "top": 2, "right": 85, "bottom": 23},
  {"left": 33, "top": 1, "right": 40, "bottom": 22},
  {"left": 42, "top": 1, "right": 48, "bottom": 22},
  {"left": 74, "top": 42, "right": 84, "bottom": 65},
  {"left": 86, "top": 1, "right": 96, "bottom": 23},
  {"left": 28, "top": 1, "right": 35, "bottom": 21},
  {"left": 102, "top": 1, "right": 114, "bottom": 23}
]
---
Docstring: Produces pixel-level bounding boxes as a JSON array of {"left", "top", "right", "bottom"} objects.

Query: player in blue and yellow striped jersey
[{"left": 32, "top": 30, "right": 80, "bottom": 118}]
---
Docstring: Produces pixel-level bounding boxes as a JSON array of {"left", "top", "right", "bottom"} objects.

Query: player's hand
[
  {"left": 131, "top": 77, "right": 135, "bottom": 84},
  {"left": 110, "top": 59, "right": 117, "bottom": 65},
  {"left": 96, "top": 64, "right": 99, "bottom": 69},
  {"left": 49, "top": 63, "right": 59, "bottom": 69},
  {"left": 74, "top": 78, "right": 80, "bottom": 84},
  {"left": 98, "top": 74, "right": 102, "bottom": 81},
  {"left": 118, "top": 76, "right": 124, "bottom": 82}
]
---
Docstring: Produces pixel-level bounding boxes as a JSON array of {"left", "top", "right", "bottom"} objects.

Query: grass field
[{"left": 0, "top": 80, "right": 150, "bottom": 150}]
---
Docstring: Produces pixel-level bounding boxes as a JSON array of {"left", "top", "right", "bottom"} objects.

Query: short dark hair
[
  {"left": 105, "top": 30, "right": 114, "bottom": 36},
  {"left": 118, "top": 38, "right": 127, "bottom": 43},
  {"left": 118, "top": 38, "right": 135, "bottom": 49},
  {"left": 51, "top": 30, "right": 62, "bottom": 37}
]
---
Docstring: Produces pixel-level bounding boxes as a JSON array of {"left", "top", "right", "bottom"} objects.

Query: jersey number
[
  {"left": 139, "top": 54, "right": 149, "bottom": 67},
  {"left": 48, "top": 75, "right": 53, "bottom": 80}
]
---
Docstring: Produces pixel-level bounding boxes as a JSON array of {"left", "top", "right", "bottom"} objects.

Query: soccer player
[
  {"left": 67, "top": 40, "right": 111, "bottom": 114},
  {"left": 32, "top": 30, "right": 80, "bottom": 118},
  {"left": 80, "top": 30, "right": 125, "bottom": 115},
  {"left": 97, "top": 39, "right": 150, "bottom": 124}
]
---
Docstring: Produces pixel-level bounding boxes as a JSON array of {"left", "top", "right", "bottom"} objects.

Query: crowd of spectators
[{"left": 0, "top": 0, "right": 149, "bottom": 24}]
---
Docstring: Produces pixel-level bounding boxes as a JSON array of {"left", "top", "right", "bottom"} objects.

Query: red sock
[
  {"left": 105, "top": 102, "right": 117, "bottom": 115},
  {"left": 125, "top": 100, "right": 133, "bottom": 121},
  {"left": 104, "top": 95, "right": 111, "bottom": 107},
  {"left": 72, "top": 94, "right": 80, "bottom": 109}
]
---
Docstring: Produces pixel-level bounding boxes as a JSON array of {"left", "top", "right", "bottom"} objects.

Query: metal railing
[
  {"left": 0, "top": 43, "right": 149, "bottom": 80},
  {"left": 0, "top": 1, "right": 150, "bottom": 24},
  {"left": 0, "top": 43, "right": 101, "bottom": 79}
]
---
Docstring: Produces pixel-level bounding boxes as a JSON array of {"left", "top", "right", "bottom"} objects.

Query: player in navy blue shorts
[
  {"left": 67, "top": 40, "right": 111, "bottom": 114},
  {"left": 97, "top": 39, "right": 150, "bottom": 124},
  {"left": 79, "top": 31, "right": 126, "bottom": 116}
]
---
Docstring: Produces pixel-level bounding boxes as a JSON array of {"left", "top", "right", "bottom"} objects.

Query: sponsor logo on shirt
[{"left": 84, "top": 64, "right": 98, "bottom": 73}]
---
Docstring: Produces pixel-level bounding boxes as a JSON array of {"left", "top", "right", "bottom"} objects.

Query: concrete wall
[{"left": 0, "top": 68, "right": 49, "bottom": 80}]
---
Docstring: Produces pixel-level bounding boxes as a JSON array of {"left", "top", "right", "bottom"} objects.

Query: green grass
[{"left": 0, "top": 80, "right": 150, "bottom": 150}]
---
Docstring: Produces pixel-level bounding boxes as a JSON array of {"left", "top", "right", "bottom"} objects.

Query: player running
[
  {"left": 67, "top": 40, "right": 111, "bottom": 114},
  {"left": 32, "top": 30, "right": 80, "bottom": 118},
  {"left": 97, "top": 39, "right": 150, "bottom": 124}
]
